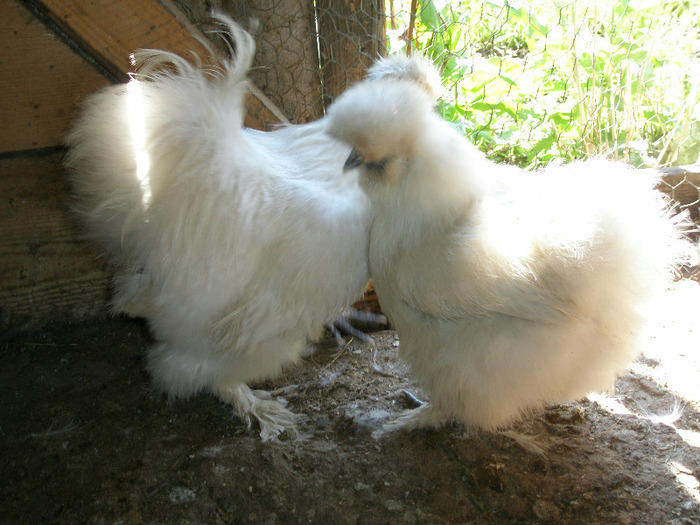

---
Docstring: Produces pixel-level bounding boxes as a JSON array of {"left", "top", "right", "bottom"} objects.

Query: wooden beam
[
  {"left": 23, "top": 0, "right": 292, "bottom": 130},
  {"left": 0, "top": 0, "right": 110, "bottom": 153},
  {"left": 23, "top": 0, "right": 212, "bottom": 82}
]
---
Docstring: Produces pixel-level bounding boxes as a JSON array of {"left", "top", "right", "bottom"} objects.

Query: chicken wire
[{"left": 173, "top": 0, "right": 699, "bottom": 230}]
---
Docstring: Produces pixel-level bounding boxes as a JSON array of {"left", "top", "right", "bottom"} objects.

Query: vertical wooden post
[
  {"left": 316, "top": 0, "right": 387, "bottom": 107},
  {"left": 224, "top": 0, "right": 324, "bottom": 125}
]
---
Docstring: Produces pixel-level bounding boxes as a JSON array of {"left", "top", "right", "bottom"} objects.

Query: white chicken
[
  {"left": 328, "top": 69, "right": 690, "bottom": 434},
  {"left": 64, "top": 15, "right": 407, "bottom": 441}
]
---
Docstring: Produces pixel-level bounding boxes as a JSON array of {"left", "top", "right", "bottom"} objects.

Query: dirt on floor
[{"left": 1, "top": 279, "right": 699, "bottom": 525}]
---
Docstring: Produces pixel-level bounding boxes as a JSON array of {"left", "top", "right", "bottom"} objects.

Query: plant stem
[{"left": 407, "top": 0, "right": 418, "bottom": 56}]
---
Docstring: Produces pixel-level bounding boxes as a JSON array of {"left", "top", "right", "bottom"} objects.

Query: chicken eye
[
  {"left": 344, "top": 149, "right": 388, "bottom": 173},
  {"left": 365, "top": 158, "right": 388, "bottom": 173}
]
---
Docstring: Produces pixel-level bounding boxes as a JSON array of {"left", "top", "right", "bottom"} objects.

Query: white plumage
[
  {"left": 65, "top": 16, "right": 378, "bottom": 441},
  {"left": 328, "top": 65, "right": 691, "bottom": 433}
]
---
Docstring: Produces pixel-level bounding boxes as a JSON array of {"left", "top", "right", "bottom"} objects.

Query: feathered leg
[
  {"left": 373, "top": 403, "right": 548, "bottom": 454},
  {"left": 371, "top": 402, "right": 445, "bottom": 439},
  {"left": 147, "top": 339, "right": 305, "bottom": 441},
  {"left": 216, "top": 383, "right": 305, "bottom": 442}
]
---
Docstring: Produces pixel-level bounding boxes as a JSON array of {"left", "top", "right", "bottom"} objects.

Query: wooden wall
[
  {"left": 1, "top": 0, "right": 227, "bottom": 334},
  {"left": 2, "top": 0, "right": 108, "bottom": 334}
]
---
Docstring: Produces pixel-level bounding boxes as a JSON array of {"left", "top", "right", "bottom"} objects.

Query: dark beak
[{"left": 343, "top": 148, "right": 363, "bottom": 171}]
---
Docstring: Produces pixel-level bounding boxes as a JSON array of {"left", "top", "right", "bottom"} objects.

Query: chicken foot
[
  {"left": 326, "top": 307, "right": 388, "bottom": 346},
  {"left": 217, "top": 383, "right": 305, "bottom": 442}
]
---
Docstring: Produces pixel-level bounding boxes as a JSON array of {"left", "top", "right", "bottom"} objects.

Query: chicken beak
[{"left": 344, "top": 148, "right": 363, "bottom": 171}]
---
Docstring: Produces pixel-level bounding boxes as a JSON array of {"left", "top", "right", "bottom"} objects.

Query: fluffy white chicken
[
  {"left": 328, "top": 69, "right": 690, "bottom": 434},
  {"left": 64, "top": 15, "right": 395, "bottom": 441}
]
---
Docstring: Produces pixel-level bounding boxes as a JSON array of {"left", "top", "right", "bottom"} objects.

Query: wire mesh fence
[{"left": 174, "top": 0, "right": 699, "bottom": 230}]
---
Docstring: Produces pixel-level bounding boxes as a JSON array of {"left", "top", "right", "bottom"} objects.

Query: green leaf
[
  {"left": 472, "top": 101, "right": 517, "bottom": 119},
  {"left": 498, "top": 73, "right": 517, "bottom": 86},
  {"left": 474, "top": 130, "right": 496, "bottom": 144},
  {"left": 550, "top": 113, "right": 573, "bottom": 127},
  {"left": 418, "top": 0, "right": 441, "bottom": 30},
  {"left": 531, "top": 131, "right": 557, "bottom": 155}
]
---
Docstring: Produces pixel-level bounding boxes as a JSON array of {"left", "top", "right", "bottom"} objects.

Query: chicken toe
[
  {"left": 217, "top": 383, "right": 305, "bottom": 442},
  {"left": 372, "top": 402, "right": 445, "bottom": 439},
  {"left": 326, "top": 307, "right": 388, "bottom": 346}
]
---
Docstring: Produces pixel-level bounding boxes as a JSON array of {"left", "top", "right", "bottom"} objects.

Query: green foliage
[{"left": 387, "top": 0, "right": 700, "bottom": 168}]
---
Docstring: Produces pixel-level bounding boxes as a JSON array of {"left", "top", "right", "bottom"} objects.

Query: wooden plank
[
  {"left": 0, "top": 152, "right": 110, "bottom": 334},
  {"left": 24, "top": 0, "right": 212, "bottom": 81},
  {"left": 25, "top": 0, "right": 294, "bottom": 131},
  {"left": 0, "top": 0, "right": 110, "bottom": 153}
]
